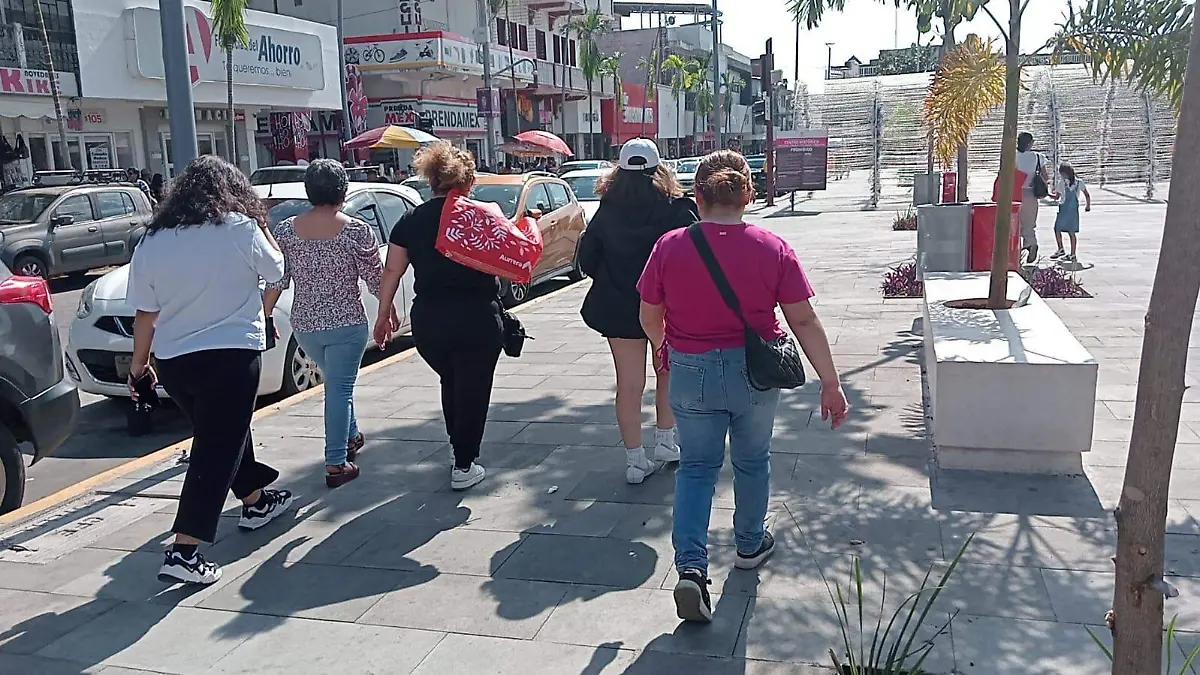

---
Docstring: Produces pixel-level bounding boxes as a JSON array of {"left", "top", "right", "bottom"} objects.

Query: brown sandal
[
  {"left": 325, "top": 462, "right": 360, "bottom": 488},
  {"left": 346, "top": 433, "right": 365, "bottom": 462}
]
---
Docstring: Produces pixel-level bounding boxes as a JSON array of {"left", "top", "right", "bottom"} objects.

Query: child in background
[{"left": 1050, "top": 163, "right": 1091, "bottom": 262}]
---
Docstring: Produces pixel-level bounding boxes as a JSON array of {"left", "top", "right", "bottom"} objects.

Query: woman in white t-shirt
[
  {"left": 125, "top": 156, "right": 295, "bottom": 587},
  {"left": 1015, "top": 132, "right": 1051, "bottom": 262}
]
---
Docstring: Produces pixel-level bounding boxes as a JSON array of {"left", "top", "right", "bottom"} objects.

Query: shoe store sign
[{"left": 128, "top": 6, "right": 325, "bottom": 90}]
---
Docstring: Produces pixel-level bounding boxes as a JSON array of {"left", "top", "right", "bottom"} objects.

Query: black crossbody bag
[{"left": 688, "top": 223, "right": 806, "bottom": 392}]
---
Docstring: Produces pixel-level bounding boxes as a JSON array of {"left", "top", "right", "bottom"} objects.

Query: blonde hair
[
  {"left": 595, "top": 164, "right": 682, "bottom": 200},
  {"left": 695, "top": 150, "right": 754, "bottom": 207},
  {"left": 413, "top": 142, "right": 476, "bottom": 194}
]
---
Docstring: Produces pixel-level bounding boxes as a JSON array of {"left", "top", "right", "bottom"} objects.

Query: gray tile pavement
[{"left": 1, "top": 203, "right": 1197, "bottom": 673}]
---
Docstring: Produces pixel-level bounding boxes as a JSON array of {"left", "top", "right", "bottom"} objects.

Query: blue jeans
[
  {"left": 294, "top": 323, "right": 368, "bottom": 466},
  {"left": 669, "top": 347, "right": 781, "bottom": 574}
]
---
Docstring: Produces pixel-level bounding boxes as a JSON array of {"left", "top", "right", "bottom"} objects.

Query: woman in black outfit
[
  {"left": 578, "top": 138, "right": 698, "bottom": 485},
  {"left": 374, "top": 143, "right": 502, "bottom": 491}
]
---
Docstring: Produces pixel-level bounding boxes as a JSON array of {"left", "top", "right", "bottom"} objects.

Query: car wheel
[
  {"left": 281, "top": 337, "right": 322, "bottom": 397},
  {"left": 12, "top": 253, "right": 48, "bottom": 279},
  {"left": 500, "top": 280, "right": 531, "bottom": 308},
  {"left": 567, "top": 239, "right": 586, "bottom": 282},
  {"left": 0, "top": 425, "right": 26, "bottom": 515}
]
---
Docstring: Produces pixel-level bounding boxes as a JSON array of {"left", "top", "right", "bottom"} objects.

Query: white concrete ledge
[{"left": 923, "top": 272, "right": 1098, "bottom": 474}]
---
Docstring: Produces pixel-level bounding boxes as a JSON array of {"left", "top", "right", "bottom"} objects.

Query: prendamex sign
[{"left": 373, "top": 99, "right": 484, "bottom": 132}]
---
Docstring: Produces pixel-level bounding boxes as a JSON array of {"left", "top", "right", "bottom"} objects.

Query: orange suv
[{"left": 469, "top": 172, "right": 587, "bottom": 306}]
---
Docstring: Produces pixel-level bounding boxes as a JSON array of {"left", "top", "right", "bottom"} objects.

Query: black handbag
[
  {"left": 501, "top": 309, "right": 532, "bottom": 358},
  {"left": 688, "top": 223, "right": 806, "bottom": 391},
  {"left": 1031, "top": 154, "right": 1049, "bottom": 199}
]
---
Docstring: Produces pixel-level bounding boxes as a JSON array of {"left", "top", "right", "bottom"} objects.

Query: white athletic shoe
[
  {"left": 653, "top": 428, "right": 680, "bottom": 464},
  {"left": 451, "top": 463, "right": 486, "bottom": 491}
]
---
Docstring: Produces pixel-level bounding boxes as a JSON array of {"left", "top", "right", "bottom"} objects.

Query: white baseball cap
[{"left": 618, "top": 138, "right": 661, "bottom": 170}]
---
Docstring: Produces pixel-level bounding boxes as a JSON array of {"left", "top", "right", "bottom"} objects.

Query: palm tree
[
  {"left": 690, "top": 53, "right": 715, "bottom": 150},
  {"left": 209, "top": 0, "right": 251, "bottom": 167},
  {"left": 636, "top": 49, "right": 661, "bottom": 135},
  {"left": 721, "top": 71, "right": 746, "bottom": 136},
  {"left": 34, "top": 0, "right": 71, "bottom": 170},
  {"left": 599, "top": 52, "right": 623, "bottom": 142},
  {"left": 1051, "top": 5, "right": 1197, "bottom": 672},
  {"left": 921, "top": 35, "right": 1005, "bottom": 169},
  {"left": 570, "top": 6, "right": 610, "bottom": 159},
  {"left": 662, "top": 54, "right": 690, "bottom": 151}
]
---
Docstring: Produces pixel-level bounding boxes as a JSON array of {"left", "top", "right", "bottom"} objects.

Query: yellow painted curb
[{"left": 0, "top": 279, "right": 587, "bottom": 528}]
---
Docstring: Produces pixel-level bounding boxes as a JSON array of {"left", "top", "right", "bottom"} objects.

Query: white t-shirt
[
  {"left": 1015, "top": 150, "right": 1045, "bottom": 189},
  {"left": 126, "top": 213, "right": 285, "bottom": 360}
]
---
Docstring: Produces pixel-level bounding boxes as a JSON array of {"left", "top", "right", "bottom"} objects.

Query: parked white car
[
  {"left": 560, "top": 168, "right": 606, "bottom": 223},
  {"left": 65, "top": 182, "right": 423, "bottom": 399},
  {"left": 675, "top": 157, "right": 700, "bottom": 196}
]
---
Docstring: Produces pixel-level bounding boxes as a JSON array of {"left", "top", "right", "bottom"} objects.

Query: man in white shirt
[{"left": 1014, "top": 132, "right": 1051, "bottom": 262}]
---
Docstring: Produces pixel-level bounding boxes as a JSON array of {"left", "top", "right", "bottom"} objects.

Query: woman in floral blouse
[{"left": 264, "top": 159, "right": 393, "bottom": 487}]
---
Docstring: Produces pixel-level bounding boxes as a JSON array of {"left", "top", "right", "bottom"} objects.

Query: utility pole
[
  {"left": 475, "top": 0, "right": 496, "bottom": 167},
  {"left": 792, "top": 19, "right": 799, "bottom": 212},
  {"left": 762, "top": 39, "right": 775, "bottom": 206},
  {"left": 710, "top": 0, "right": 722, "bottom": 150},
  {"left": 825, "top": 42, "right": 833, "bottom": 80},
  {"left": 337, "top": 0, "right": 352, "bottom": 146},
  {"left": 161, "top": 0, "right": 198, "bottom": 174}
]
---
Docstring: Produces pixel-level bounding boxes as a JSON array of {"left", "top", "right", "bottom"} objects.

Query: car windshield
[
  {"left": 747, "top": 157, "right": 766, "bottom": 170},
  {"left": 563, "top": 175, "right": 600, "bottom": 201},
  {"left": 265, "top": 198, "right": 314, "bottom": 229},
  {"left": 678, "top": 160, "right": 699, "bottom": 174},
  {"left": 250, "top": 168, "right": 305, "bottom": 186},
  {"left": 0, "top": 192, "right": 57, "bottom": 224},
  {"left": 403, "top": 178, "right": 432, "bottom": 200},
  {"left": 468, "top": 184, "right": 523, "bottom": 218}
]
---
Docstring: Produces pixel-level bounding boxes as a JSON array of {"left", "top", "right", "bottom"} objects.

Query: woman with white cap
[{"left": 578, "top": 138, "right": 699, "bottom": 484}]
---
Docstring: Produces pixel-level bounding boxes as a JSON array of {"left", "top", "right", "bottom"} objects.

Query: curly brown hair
[
  {"left": 595, "top": 165, "right": 682, "bottom": 203},
  {"left": 695, "top": 150, "right": 754, "bottom": 207},
  {"left": 147, "top": 155, "right": 267, "bottom": 233},
  {"left": 414, "top": 142, "right": 476, "bottom": 195}
]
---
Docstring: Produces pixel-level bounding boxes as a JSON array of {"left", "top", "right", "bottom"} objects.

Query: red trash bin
[{"left": 970, "top": 203, "right": 1022, "bottom": 272}]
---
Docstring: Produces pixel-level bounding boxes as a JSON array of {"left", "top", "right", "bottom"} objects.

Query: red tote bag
[{"left": 436, "top": 189, "right": 544, "bottom": 284}]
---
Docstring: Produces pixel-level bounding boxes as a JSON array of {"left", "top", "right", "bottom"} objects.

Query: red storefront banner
[{"left": 601, "top": 83, "right": 657, "bottom": 146}]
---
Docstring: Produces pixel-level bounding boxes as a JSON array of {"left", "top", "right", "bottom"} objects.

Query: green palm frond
[
  {"left": 570, "top": 9, "right": 611, "bottom": 83},
  {"left": 209, "top": 0, "right": 251, "bottom": 49},
  {"left": 1050, "top": 0, "right": 1192, "bottom": 109},
  {"left": 922, "top": 34, "right": 1006, "bottom": 168},
  {"left": 788, "top": 0, "right": 987, "bottom": 36}
]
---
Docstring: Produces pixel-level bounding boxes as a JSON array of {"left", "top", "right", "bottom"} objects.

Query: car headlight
[{"left": 76, "top": 280, "right": 97, "bottom": 319}]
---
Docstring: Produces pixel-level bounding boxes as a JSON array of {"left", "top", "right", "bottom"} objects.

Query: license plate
[{"left": 114, "top": 354, "right": 155, "bottom": 380}]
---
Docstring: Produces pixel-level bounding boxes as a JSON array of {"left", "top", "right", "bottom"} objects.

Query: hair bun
[{"left": 694, "top": 150, "right": 753, "bottom": 207}]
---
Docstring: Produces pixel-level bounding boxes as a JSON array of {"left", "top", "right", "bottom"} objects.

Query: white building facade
[{"left": 0, "top": 0, "right": 343, "bottom": 179}]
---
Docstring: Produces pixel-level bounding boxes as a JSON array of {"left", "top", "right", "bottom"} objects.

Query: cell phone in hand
[
  {"left": 132, "top": 371, "right": 160, "bottom": 409},
  {"left": 265, "top": 317, "right": 277, "bottom": 351}
]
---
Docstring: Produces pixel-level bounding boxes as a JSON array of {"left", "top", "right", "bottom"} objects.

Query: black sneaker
[
  {"left": 735, "top": 530, "right": 776, "bottom": 569},
  {"left": 157, "top": 550, "right": 222, "bottom": 585},
  {"left": 238, "top": 488, "right": 295, "bottom": 531},
  {"left": 673, "top": 569, "right": 713, "bottom": 623},
  {"left": 1050, "top": 249, "right": 1065, "bottom": 259}
]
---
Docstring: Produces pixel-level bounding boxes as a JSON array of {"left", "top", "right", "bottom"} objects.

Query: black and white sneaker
[
  {"left": 158, "top": 550, "right": 222, "bottom": 585},
  {"left": 238, "top": 488, "right": 295, "bottom": 531},
  {"left": 673, "top": 569, "right": 713, "bottom": 623},
  {"left": 735, "top": 530, "right": 776, "bottom": 570}
]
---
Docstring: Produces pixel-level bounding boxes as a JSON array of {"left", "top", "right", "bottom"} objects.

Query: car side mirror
[
  {"left": 525, "top": 208, "right": 543, "bottom": 219},
  {"left": 51, "top": 214, "right": 74, "bottom": 228}
]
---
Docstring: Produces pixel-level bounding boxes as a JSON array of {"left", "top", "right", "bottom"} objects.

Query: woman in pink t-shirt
[{"left": 637, "top": 150, "right": 848, "bottom": 623}]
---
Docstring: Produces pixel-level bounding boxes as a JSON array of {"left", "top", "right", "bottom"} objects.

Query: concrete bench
[{"left": 922, "top": 271, "right": 1098, "bottom": 474}]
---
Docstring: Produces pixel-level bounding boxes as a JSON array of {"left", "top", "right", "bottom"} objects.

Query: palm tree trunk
[
  {"left": 987, "top": 1, "right": 1021, "bottom": 307},
  {"left": 1109, "top": 20, "right": 1200, "bottom": 675},
  {"left": 35, "top": 1, "right": 71, "bottom": 171},
  {"left": 226, "top": 46, "right": 237, "bottom": 166},
  {"left": 587, "top": 79, "right": 594, "bottom": 159}
]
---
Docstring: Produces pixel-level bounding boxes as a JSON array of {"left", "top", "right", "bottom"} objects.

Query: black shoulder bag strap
[{"left": 687, "top": 223, "right": 747, "bottom": 327}]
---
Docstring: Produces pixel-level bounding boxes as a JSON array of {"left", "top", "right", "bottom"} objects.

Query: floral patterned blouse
[{"left": 266, "top": 216, "right": 384, "bottom": 334}]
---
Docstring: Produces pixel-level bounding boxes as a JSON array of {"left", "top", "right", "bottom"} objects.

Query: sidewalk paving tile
[
  {"left": 409, "top": 633, "right": 636, "bottom": 674},
  {"left": 207, "top": 620, "right": 445, "bottom": 675},
  {"left": 0, "top": 590, "right": 118, "bottom": 655}
]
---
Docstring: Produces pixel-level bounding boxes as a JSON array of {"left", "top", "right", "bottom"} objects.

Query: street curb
[{"left": 0, "top": 279, "right": 587, "bottom": 529}]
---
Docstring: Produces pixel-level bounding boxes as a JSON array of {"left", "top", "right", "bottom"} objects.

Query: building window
[
  {"left": 496, "top": 18, "right": 507, "bottom": 46},
  {"left": 536, "top": 30, "right": 547, "bottom": 60},
  {"left": 518, "top": 25, "right": 528, "bottom": 52},
  {"left": 552, "top": 35, "right": 561, "bottom": 63},
  {"left": 508, "top": 22, "right": 519, "bottom": 49},
  {"left": 2, "top": 0, "right": 79, "bottom": 74},
  {"left": 569, "top": 40, "right": 576, "bottom": 67}
]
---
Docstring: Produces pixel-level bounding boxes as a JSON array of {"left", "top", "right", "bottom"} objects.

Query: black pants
[
  {"left": 417, "top": 342, "right": 502, "bottom": 469},
  {"left": 157, "top": 348, "right": 278, "bottom": 543}
]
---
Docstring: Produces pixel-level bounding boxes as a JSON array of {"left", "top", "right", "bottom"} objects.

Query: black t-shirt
[{"left": 388, "top": 197, "right": 501, "bottom": 304}]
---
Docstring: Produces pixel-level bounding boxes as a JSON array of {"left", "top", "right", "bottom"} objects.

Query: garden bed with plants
[
  {"left": 882, "top": 261, "right": 1091, "bottom": 299},
  {"left": 892, "top": 208, "right": 918, "bottom": 231}
]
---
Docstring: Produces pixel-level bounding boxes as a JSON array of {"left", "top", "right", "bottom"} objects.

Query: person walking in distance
[
  {"left": 125, "top": 156, "right": 295, "bottom": 585},
  {"left": 638, "top": 151, "right": 848, "bottom": 622},
  {"left": 1015, "top": 132, "right": 1051, "bottom": 263},
  {"left": 263, "top": 160, "right": 394, "bottom": 488},
  {"left": 579, "top": 138, "right": 698, "bottom": 484},
  {"left": 374, "top": 143, "right": 500, "bottom": 491}
]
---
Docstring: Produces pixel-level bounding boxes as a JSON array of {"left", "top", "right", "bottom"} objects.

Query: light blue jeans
[
  {"left": 294, "top": 323, "right": 368, "bottom": 466},
  {"left": 669, "top": 347, "right": 781, "bottom": 574}
]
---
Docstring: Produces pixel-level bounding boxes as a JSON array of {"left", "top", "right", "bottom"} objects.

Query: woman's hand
[
  {"left": 127, "top": 364, "right": 158, "bottom": 400},
  {"left": 820, "top": 382, "right": 850, "bottom": 430},
  {"left": 389, "top": 306, "right": 401, "bottom": 333},
  {"left": 373, "top": 315, "right": 393, "bottom": 349}
]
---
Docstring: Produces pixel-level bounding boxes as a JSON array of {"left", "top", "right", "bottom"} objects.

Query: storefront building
[
  {"left": 601, "top": 84, "right": 658, "bottom": 156},
  {"left": 54, "top": 0, "right": 343, "bottom": 177}
]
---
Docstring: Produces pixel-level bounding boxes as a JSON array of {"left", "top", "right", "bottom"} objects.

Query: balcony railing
[{"left": 0, "top": 22, "right": 79, "bottom": 73}]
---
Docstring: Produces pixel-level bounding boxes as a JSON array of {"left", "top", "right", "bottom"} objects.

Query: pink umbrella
[{"left": 514, "top": 130, "right": 574, "bottom": 157}]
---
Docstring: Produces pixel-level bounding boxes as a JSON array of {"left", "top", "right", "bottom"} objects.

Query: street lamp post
[
  {"left": 161, "top": 0, "right": 198, "bottom": 174},
  {"left": 825, "top": 42, "right": 834, "bottom": 80},
  {"left": 476, "top": 0, "right": 497, "bottom": 168},
  {"left": 711, "top": 0, "right": 722, "bottom": 150}
]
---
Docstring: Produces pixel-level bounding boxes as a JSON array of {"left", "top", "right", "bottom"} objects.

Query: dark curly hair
[
  {"left": 304, "top": 158, "right": 349, "bottom": 206},
  {"left": 147, "top": 155, "right": 267, "bottom": 234}
]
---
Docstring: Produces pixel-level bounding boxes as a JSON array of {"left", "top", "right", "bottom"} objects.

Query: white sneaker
[
  {"left": 451, "top": 463, "right": 486, "bottom": 491},
  {"left": 653, "top": 428, "right": 680, "bottom": 464},
  {"left": 625, "top": 449, "right": 662, "bottom": 485}
]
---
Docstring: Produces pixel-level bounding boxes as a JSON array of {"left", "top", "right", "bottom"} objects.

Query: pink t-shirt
[{"left": 637, "top": 221, "right": 815, "bottom": 354}]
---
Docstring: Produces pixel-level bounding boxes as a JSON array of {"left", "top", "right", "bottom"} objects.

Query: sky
[{"left": 621, "top": 0, "right": 1077, "bottom": 90}]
